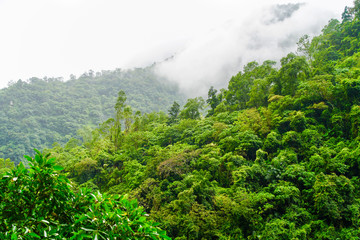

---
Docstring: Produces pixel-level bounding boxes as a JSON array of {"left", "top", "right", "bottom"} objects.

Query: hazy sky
[{"left": 0, "top": 0, "right": 353, "bottom": 94}]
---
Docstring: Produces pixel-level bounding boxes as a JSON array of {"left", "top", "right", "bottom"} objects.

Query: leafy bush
[{"left": 0, "top": 150, "right": 170, "bottom": 239}]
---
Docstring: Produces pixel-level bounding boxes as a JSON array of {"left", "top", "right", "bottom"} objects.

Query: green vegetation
[
  {"left": 0, "top": 66, "right": 184, "bottom": 164},
  {"left": 0, "top": 150, "right": 170, "bottom": 239},
  {"left": 1, "top": 1, "right": 360, "bottom": 239}
]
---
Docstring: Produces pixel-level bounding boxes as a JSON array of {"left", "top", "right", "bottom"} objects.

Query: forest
[
  {"left": 1, "top": 1, "right": 360, "bottom": 239},
  {"left": 0, "top": 66, "right": 184, "bottom": 165}
]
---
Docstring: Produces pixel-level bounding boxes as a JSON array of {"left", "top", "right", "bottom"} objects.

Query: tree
[
  {"left": 342, "top": 6, "right": 353, "bottom": 23},
  {"left": 132, "top": 110, "right": 142, "bottom": 131},
  {"left": 313, "top": 173, "right": 355, "bottom": 225},
  {"left": 275, "top": 53, "right": 310, "bottom": 96},
  {"left": 350, "top": 0, "right": 360, "bottom": 19},
  {"left": 180, "top": 97, "right": 205, "bottom": 120},
  {"left": 114, "top": 90, "right": 127, "bottom": 148},
  {"left": 226, "top": 61, "right": 276, "bottom": 110},
  {"left": 167, "top": 101, "right": 181, "bottom": 125},
  {"left": 297, "top": 34, "right": 315, "bottom": 64},
  {"left": 123, "top": 105, "right": 133, "bottom": 133},
  {"left": 0, "top": 158, "right": 14, "bottom": 175},
  {"left": 206, "top": 86, "right": 222, "bottom": 116},
  {"left": 0, "top": 150, "right": 170, "bottom": 239},
  {"left": 349, "top": 105, "right": 360, "bottom": 138},
  {"left": 225, "top": 62, "right": 259, "bottom": 110},
  {"left": 247, "top": 78, "right": 270, "bottom": 108}
]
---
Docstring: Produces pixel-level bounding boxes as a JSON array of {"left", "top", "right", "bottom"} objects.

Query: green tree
[
  {"left": 297, "top": 34, "right": 315, "bottom": 64},
  {"left": 226, "top": 60, "right": 276, "bottom": 110},
  {"left": 114, "top": 90, "right": 127, "bottom": 148},
  {"left": 206, "top": 86, "right": 222, "bottom": 116},
  {"left": 247, "top": 78, "right": 270, "bottom": 108},
  {"left": 313, "top": 173, "right": 355, "bottom": 225},
  {"left": 180, "top": 97, "right": 205, "bottom": 120},
  {"left": 342, "top": 6, "right": 353, "bottom": 23},
  {"left": 275, "top": 53, "right": 310, "bottom": 96},
  {"left": 0, "top": 158, "right": 15, "bottom": 175},
  {"left": 123, "top": 105, "right": 133, "bottom": 133},
  {"left": 167, "top": 101, "right": 181, "bottom": 125},
  {"left": 0, "top": 150, "right": 170, "bottom": 239},
  {"left": 350, "top": 0, "right": 360, "bottom": 19}
]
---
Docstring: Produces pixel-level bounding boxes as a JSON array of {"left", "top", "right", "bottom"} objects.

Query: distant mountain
[{"left": 0, "top": 66, "right": 185, "bottom": 164}]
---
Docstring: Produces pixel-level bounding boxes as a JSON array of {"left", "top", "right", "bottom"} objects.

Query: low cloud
[
  {"left": 155, "top": 2, "right": 344, "bottom": 97},
  {"left": 0, "top": 0, "right": 352, "bottom": 90},
  {"left": 266, "top": 3, "right": 305, "bottom": 24}
]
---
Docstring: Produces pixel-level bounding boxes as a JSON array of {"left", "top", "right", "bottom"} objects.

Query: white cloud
[
  {"left": 0, "top": 0, "right": 353, "bottom": 92},
  {"left": 156, "top": 0, "right": 353, "bottom": 96}
]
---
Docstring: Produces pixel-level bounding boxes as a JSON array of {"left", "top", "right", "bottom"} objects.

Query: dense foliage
[
  {"left": 0, "top": 150, "right": 170, "bottom": 239},
  {"left": 0, "top": 66, "right": 184, "bottom": 164},
  {"left": 1, "top": 1, "right": 360, "bottom": 239},
  {"left": 37, "top": 3, "right": 360, "bottom": 239}
]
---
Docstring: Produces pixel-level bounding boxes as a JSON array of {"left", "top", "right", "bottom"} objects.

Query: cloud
[
  {"left": 155, "top": 1, "right": 351, "bottom": 97},
  {"left": 265, "top": 3, "right": 305, "bottom": 24},
  {"left": 0, "top": 0, "right": 353, "bottom": 91}
]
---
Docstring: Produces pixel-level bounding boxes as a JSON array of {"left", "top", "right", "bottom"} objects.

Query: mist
[
  {"left": 155, "top": 1, "right": 351, "bottom": 97},
  {"left": 0, "top": 0, "right": 353, "bottom": 93}
]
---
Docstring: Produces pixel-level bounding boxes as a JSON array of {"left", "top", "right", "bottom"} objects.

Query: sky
[{"left": 0, "top": 0, "right": 353, "bottom": 96}]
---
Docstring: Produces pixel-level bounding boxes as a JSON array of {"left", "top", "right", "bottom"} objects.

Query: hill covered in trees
[
  {"left": 1, "top": 1, "right": 360, "bottom": 239},
  {"left": 0, "top": 66, "right": 184, "bottom": 164}
]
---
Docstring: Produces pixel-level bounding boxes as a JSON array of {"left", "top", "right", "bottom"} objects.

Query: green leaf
[
  {"left": 27, "top": 232, "right": 41, "bottom": 239},
  {"left": 53, "top": 165, "right": 64, "bottom": 171},
  {"left": 35, "top": 153, "right": 42, "bottom": 165},
  {"left": 11, "top": 233, "right": 18, "bottom": 240},
  {"left": 34, "top": 148, "right": 41, "bottom": 155},
  {"left": 24, "top": 155, "right": 33, "bottom": 162},
  {"left": 75, "top": 215, "right": 88, "bottom": 224},
  {"left": 47, "top": 157, "right": 56, "bottom": 165}
]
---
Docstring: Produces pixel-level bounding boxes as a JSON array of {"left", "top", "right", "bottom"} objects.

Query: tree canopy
[
  {"left": 2, "top": 1, "right": 360, "bottom": 239},
  {"left": 0, "top": 66, "right": 184, "bottom": 164}
]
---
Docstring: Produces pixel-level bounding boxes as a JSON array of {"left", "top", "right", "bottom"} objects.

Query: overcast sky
[{"left": 0, "top": 0, "right": 353, "bottom": 95}]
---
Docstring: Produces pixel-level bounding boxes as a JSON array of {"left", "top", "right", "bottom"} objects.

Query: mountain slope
[
  {"left": 0, "top": 66, "right": 185, "bottom": 164},
  {"left": 41, "top": 3, "right": 360, "bottom": 239}
]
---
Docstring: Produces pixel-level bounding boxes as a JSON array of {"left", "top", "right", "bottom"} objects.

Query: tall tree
[
  {"left": 114, "top": 90, "right": 127, "bottom": 148},
  {"left": 342, "top": 6, "right": 353, "bottom": 23},
  {"left": 167, "top": 101, "right": 181, "bottom": 125},
  {"left": 297, "top": 34, "right": 315, "bottom": 64},
  {"left": 350, "top": 0, "right": 360, "bottom": 19},
  {"left": 123, "top": 105, "right": 133, "bottom": 133},
  {"left": 276, "top": 53, "right": 310, "bottom": 96},
  {"left": 226, "top": 61, "right": 275, "bottom": 110},
  {"left": 180, "top": 97, "right": 205, "bottom": 119},
  {"left": 206, "top": 86, "right": 221, "bottom": 116}
]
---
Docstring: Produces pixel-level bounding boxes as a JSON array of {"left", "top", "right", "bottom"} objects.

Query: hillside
[
  {"left": 1, "top": 1, "right": 360, "bottom": 239},
  {"left": 39, "top": 3, "right": 360, "bottom": 239},
  {"left": 0, "top": 66, "right": 185, "bottom": 164}
]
